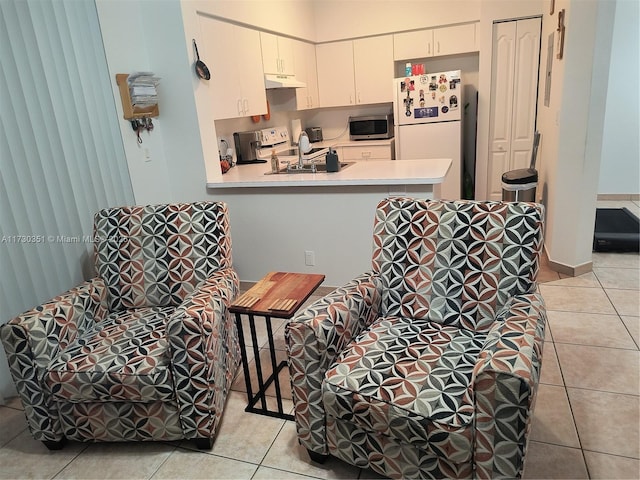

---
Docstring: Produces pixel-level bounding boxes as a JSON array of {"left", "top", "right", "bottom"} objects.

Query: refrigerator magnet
[
  {"left": 439, "top": 84, "right": 447, "bottom": 92},
  {"left": 438, "top": 74, "right": 447, "bottom": 84},
  {"left": 442, "top": 106, "right": 449, "bottom": 114},
  {"left": 449, "top": 95, "right": 458, "bottom": 109}
]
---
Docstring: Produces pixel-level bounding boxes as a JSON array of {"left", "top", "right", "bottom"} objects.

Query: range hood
[{"left": 264, "top": 73, "right": 306, "bottom": 89}]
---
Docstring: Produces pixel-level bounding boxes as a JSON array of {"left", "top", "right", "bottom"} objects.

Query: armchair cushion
[
  {"left": 323, "top": 315, "right": 485, "bottom": 464},
  {"left": 45, "top": 306, "right": 175, "bottom": 403}
]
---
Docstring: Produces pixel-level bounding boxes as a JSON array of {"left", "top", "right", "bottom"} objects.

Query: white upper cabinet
[
  {"left": 433, "top": 23, "right": 477, "bottom": 56},
  {"left": 317, "top": 35, "right": 393, "bottom": 108},
  {"left": 293, "top": 40, "right": 319, "bottom": 110},
  {"left": 353, "top": 35, "right": 394, "bottom": 104},
  {"left": 393, "top": 23, "right": 477, "bottom": 60},
  {"left": 316, "top": 40, "right": 355, "bottom": 107},
  {"left": 198, "top": 16, "right": 267, "bottom": 120},
  {"left": 261, "top": 32, "right": 295, "bottom": 75}
]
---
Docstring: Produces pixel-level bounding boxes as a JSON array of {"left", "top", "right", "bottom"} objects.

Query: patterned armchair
[
  {"left": 1, "top": 202, "right": 240, "bottom": 450},
  {"left": 286, "top": 198, "right": 547, "bottom": 479}
]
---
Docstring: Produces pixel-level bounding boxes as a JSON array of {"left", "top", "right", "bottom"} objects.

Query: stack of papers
[{"left": 128, "top": 72, "right": 160, "bottom": 108}]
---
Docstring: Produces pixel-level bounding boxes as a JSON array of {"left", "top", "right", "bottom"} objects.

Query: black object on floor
[{"left": 593, "top": 207, "right": 640, "bottom": 252}]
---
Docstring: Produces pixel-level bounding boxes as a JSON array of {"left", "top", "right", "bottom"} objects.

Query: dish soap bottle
[{"left": 270, "top": 149, "right": 279, "bottom": 174}]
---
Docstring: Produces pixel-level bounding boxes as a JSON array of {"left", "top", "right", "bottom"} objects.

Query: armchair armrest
[
  {"left": 473, "top": 292, "right": 546, "bottom": 479},
  {"left": 285, "top": 271, "right": 383, "bottom": 455},
  {"left": 167, "top": 267, "right": 240, "bottom": 440},
  {"left": 0, "top": 277, "right": 107, "bottom": 441}
]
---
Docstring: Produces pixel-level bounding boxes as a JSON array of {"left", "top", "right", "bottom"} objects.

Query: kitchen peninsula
[
  {"left": 206, "top": 158, "right": 451, "bottom": 188},
  {"left": 207, "top": 158, "right": 451, "bottom": 286}
]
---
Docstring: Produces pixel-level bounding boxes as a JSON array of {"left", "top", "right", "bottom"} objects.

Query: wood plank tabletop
[{"left": 230, "top": 271, "right": 325, "bottom": 319}]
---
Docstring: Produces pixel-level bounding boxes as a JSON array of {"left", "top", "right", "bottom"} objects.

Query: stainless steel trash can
[{"left": 502, "top": 168, "right": 538, "bottom": 202}]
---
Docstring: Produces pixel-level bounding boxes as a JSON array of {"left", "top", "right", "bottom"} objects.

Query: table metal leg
[
  {"left": 234, "top": 312, "right": 293, "bottom": 421},
  {"left": 265, "top": 315, "right": 285, "bottom": 415},
  {"left": 234, "top": 313, "right": 254, "bottom": 403}
]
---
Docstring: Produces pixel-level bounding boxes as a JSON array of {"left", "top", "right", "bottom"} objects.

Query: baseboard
[
  {"left": 597, "top": 193, "right": 640, "bottom": 201},
  {"left": 544, "top": 253, "right": 593, "bottom": 278}
]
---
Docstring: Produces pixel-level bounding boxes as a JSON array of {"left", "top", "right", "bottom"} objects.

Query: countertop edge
[{"left": 206, "top": 158, "right": 452, "bottom": 189}]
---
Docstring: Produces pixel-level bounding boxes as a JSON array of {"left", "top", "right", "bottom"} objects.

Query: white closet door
[
  {"left": 510, "top": 18, "right": 542, "bottom": 170},
  {"left": 488, "top": 22, "right": 517, "bottom": 199},
  {"left": 487, "top": 18, "right": 541, "bottom": 200}
]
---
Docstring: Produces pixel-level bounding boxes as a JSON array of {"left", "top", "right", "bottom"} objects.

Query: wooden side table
[{"left": 230, "top": 271, "right": 325, "bottom": 420}]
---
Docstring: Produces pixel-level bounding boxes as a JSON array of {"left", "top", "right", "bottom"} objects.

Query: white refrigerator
[{"left": 393, "top": 70, "right": 462, "bottom": 200}]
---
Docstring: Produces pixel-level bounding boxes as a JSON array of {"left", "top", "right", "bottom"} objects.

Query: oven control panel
[{"left": 260, "top": 126, "right": 289, "bottom": 147}]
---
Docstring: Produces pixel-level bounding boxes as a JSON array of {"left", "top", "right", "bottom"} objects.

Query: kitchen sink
[{"left": 278, "top": 162, "right": 354, "bottom": 173}]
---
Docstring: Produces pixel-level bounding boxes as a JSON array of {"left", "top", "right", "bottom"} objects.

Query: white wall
[
  {"left": 189, "top": 0, "right": 316, "bottom": 40},
  {"left": 96, "top": 0, "right": 211, "bottom": 205},
  {"left": 598, "top": 0, "right": 639, "bottom": 195},
  {"left": 311, "top": 0, "right": 480, "bottom": 42},
  {"left": 536, "top": 0, "right": 616, "bottom": 272}
]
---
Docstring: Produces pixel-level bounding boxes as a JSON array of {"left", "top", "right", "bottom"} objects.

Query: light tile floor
[{"left": 0, "top": 202, "right": 638, "bottom": 479}]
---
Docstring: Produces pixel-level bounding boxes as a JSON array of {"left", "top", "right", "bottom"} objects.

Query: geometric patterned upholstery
[
  {"left": 46, "top": 306, "right": 176, "bottom": 403},
  {"left": 286, "top": 198, "right": 546, "bottom": 479},
  {"left": 373, "top": 198, "right": 543, "bottom": 332},
  {"left": 94, "top": 202, "right": 233, "bottom": 312},
  {"left": 1, "top": 201, "right": 240, "bottom": 448}
]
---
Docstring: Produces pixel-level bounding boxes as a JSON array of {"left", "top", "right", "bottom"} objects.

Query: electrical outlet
[
  {"left": 304, "top": 250, "right": 315, "bottom": 266},
  {"left": 143, "top": 148, "right": 151, "bottom": 163}
]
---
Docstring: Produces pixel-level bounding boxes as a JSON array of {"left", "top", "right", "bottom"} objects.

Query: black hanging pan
[{"left": 193, "top": 39, "right": 210, "bottom": 80}]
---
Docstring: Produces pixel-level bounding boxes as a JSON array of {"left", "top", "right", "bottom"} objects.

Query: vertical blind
[{"left": 0, "top": 0, "right": 134, "bottom": 397}]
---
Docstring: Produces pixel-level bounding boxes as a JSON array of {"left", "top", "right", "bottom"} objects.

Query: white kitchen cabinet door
[
  {"left": 393, "top": 29, "right": 433, "bottom": 60},
  {"left": 293, "top": 40, "right": 319, "bottom": 110},
  {"left": 393, "top": 23, "right": 478, "bottom": 60},
  {"left": 199, "top": 17, "right": 241, "bottom": 120},
  {"left": 354, "top": 35, "right": 393, "bottom": 104},
  {"left": 316, "top": 40, "right": 355, "bottom": 108},
  {"left": 236, "top": 26, "right": 268, "bottom": 117},
  {"left": 261, "top": 32, "right": 295, "bottom": 75},
  {"left": 487, "top": 18, "right": 541, "bottom": 200},
  {"left": 341, "top": 145, "right": 393, "bottom": 161},
  {"left": 199, "top": 16, "right": 266, "bottom": 120},
  {"left": 260, "top": 32, "right": 280, "bottom": 74},
  {"left": 433, "top": 23, "right": 477, "bottom": 56}
]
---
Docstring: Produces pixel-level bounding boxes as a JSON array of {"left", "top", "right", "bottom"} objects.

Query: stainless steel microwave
[{"left": 348, "top": 114, "right": 394, "bottom": 140}]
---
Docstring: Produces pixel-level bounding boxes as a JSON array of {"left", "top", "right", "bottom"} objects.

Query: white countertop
[{"left": 207, "top": 158, "right": 451, "bottom": 189}]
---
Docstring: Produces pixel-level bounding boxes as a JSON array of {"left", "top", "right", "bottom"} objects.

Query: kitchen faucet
[{"left": 297, "top": 131, "right": 310, "bottom": 169}]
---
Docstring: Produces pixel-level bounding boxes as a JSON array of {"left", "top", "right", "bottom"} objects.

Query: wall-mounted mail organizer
[
  {"left": 115, "top": 73, "right": 160, "bottom": 119},
  {"left": 116, "top": 73, "right": 160, "bottom": 144}
]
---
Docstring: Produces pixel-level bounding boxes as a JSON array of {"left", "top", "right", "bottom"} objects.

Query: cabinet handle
[
  {"left": 349, "top": 94, "right": 353, "bottom": 104},
  {"left": 362, "top": 151, "right": 371, "bottom": 158},
  {"left": 237, "top": 99, "right": 243, "bottom": 116},
  {"left": 243, "top": 99, "right": 249, "bottom": 115},
  {"left": 357, "top": 92, "right": 361, "bottom": 104},
  {"left": 428, "top": 43, "right": 431, "bottom": 55},
  {"left": 437, "top": 41, "right": 440, "bottom": 53},
  {"left": 281, "top": 59, "right": 285, "bottom": 72}
]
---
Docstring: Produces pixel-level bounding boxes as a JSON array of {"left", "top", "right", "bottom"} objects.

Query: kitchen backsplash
[{"left": 214, "top": 89, "right": 394, "bottom": 160}]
